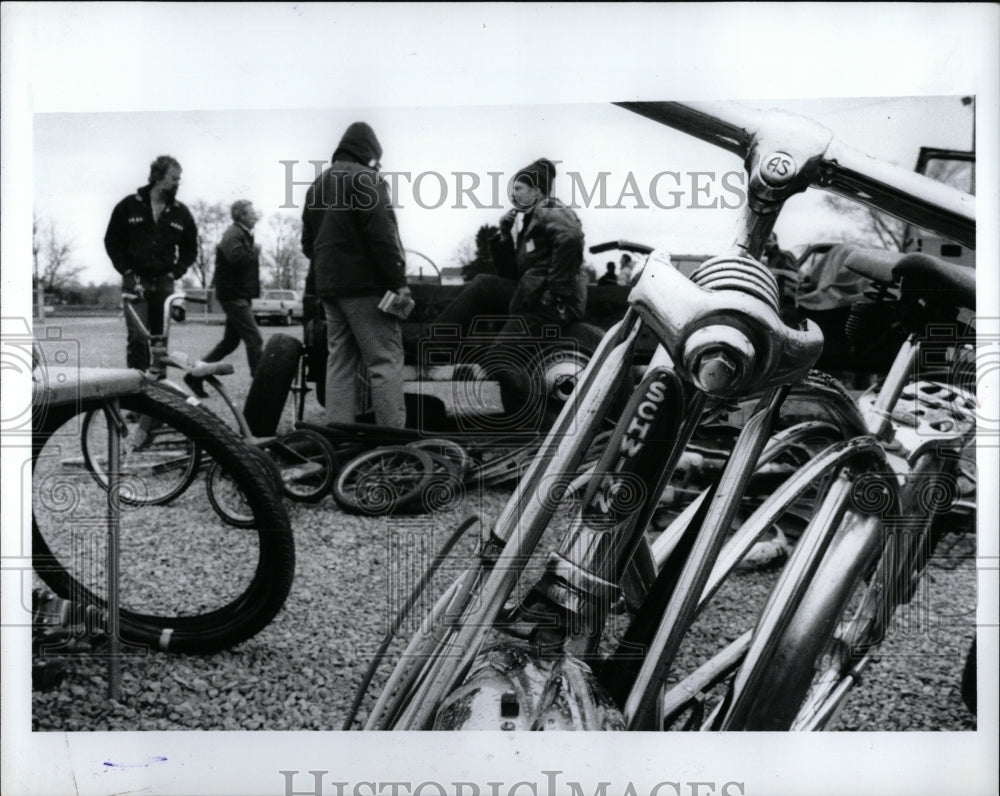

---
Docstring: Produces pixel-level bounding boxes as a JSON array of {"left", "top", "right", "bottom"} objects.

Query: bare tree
[
  {"left": 262, "top": 214, "right": 308, "bottom": 290},
  {"left": 821, "top": 194, "right": 908, "bottom": 250},
  {"left": 32, "top": 215, "right": 84, "bottom": 294},
  {"left": 189, "top": 199, "right": 229, "bottom": 288},
  {"left": 821, "top": 155, "right": 973, "bottom": 251}
]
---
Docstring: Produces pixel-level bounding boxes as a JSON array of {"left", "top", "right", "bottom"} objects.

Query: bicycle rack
[{"left": 32, "top": 366, "right": 146, "bottom": 701}]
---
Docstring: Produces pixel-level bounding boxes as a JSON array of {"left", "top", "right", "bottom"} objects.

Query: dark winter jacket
[
  {"left": 104, "top": 185, "right": 198, "bottom": 292},
  {"left": 212, "top": 223, "right": 260, "bottom": 302},
  {"left": 301, "top": 122, "right": 406, "bottom": 299},
  {"left": 490, "top": 197, "right": 587, "bottom": 322}
]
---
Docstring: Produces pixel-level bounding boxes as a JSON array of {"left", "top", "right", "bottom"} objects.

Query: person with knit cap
[
  {"left": 301, "top": 122, "right": 410, "bottom": 428},
  {"left": 424, "top": 156, "right": 587, "bottom": 428}
]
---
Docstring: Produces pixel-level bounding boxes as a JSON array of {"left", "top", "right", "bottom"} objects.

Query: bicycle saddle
[{"left": 843, "top": 247, "right": 976, "bottom": 310}]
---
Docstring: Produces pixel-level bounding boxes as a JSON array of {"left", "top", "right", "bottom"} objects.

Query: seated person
[{"left": 416, "top": 157, "right": 587, "bottom": 428}]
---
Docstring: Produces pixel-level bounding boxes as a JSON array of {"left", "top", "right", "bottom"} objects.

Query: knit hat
[{"left": 514, "top": 158, "right": 557, "bottom": 196}]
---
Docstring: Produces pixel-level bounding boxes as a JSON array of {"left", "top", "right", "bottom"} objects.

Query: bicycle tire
[
  {"left": 243, "top": 333, "right": 303, "bottom": 436},
  {"left": 332, "top": 446, "right": 435, "bottom": 516},
  {"left": 32, "top": 385, "right": 295, "bottom": 654},
  {"left": 267, "top": 428, "right": 339, "bottom": 503},
  {"left": 961, "top": 637, "right": 976, "bottom": 715},
  {"left": 406, "top": 439, "right": 472, "bottom": 480},
  {"left": 205, "top": 445, "right": 283, "bottom": 528},
  {"left": 79, "top": 381, "right": 202, "bottom": 505}
]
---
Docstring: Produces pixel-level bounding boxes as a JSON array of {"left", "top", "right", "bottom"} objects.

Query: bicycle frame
[
  {"left": 122, "top": 291, "right": 261, "bottom": 442},
  {"left": 367, "top": 101, "right": 976, "bottom": 731}
]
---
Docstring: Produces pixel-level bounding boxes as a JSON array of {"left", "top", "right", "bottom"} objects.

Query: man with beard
[{"left": 104, "top": 155, "right": 198, "bottom": 370}]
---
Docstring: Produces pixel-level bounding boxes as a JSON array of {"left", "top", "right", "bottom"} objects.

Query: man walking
[
  {"left": 302, "top": 122, "right": 410, "bottom": 428},
  {"left": 104, "top": 155, "right": 198, "bottom": 370},
  {"left": 185, "top": 200, "right": 264, "bottom": 397}
]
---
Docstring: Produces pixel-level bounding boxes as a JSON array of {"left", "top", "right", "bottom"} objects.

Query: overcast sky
[{"left": 34, "top": 96, "right": 974, "bottom": 285}]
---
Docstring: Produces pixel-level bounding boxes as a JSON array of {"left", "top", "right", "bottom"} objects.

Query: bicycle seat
[
  {"left": 843, "top": 247, "right": 976, "bottom": 310},
  {"left": 162, "top": 351, "right": 235, "bottom": 378}
]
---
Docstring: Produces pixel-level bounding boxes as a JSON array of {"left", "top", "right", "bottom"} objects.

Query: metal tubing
[
  {"left": 623, "top": 387, "right": 787, "bottom": 728},
  {"left": 396, "top": 317, "right": 642, "bottom": 729},
  {"left": 104, "top": 399, "right": 123, "bottom": 701}
]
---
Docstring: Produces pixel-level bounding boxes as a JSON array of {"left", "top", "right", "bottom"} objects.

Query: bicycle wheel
[
  {"left": 266, "top": 428, "right": 339, "bottom": 503},
  {"left": 727, "top": 451, "right": 958, "bottom": 730},
  {"left": 332, "top": 446, "right": 435, "bottom": 516},
  {"left": 80, "top": 383, "right": 202, "bottom": 505},
  {"left": 243, "top": 333, "right": 303, "bottom": 436},
  {"left": 32, "top": 385, "right": 295, "bottom": 654}
]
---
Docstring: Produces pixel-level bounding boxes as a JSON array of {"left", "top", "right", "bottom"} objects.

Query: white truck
[{"left": 252, "top": 289, "right": 303, "bottom": 326}]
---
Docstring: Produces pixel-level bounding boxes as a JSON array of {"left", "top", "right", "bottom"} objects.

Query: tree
[
  {"left": 32, "top": 214, "right": 84, "bottom": 297},
  {"left": 821, "top": 153, "right": 974, "bottom": 251},
  {"left": 458, "top": 223, "right": 500, "bottom": 281},
  {"left": 189, "top": 199, "right": 229, "bottom": 288},
  {"left": 262, "top": 214, "right": 308, "bottom": 290},
  {"left": 821, "top": 194, "right": 908, "bottom": 250}
]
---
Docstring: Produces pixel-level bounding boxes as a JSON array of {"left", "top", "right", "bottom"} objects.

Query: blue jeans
[{"left": 323, "top": 296, "right": 405, "bottom": 428}]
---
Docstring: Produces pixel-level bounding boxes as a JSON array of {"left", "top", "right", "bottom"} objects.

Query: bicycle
[
  {"left": 78, "top": 291, "right": 338, "bottom": 523},
  {"left": 346, "top": 100, "right": 977, "bottom": 731}
]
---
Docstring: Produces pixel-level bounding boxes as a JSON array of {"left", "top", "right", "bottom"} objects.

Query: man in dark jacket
[
  {"left": 302, "top": 122, "right": 410, "bottom": 428},
  {"left": 184, "top": 200, "right": 264, "bottom": 397},
  {"left": 104, "top": 155, "right": 198, "bottom": 370}
]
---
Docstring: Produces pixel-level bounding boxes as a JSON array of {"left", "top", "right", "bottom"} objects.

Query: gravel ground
[
  {"left": 31, "top": 480, "right": 978, "bottom": 732},
  {"left": 29, "top": 317, "right": 980, "bottom": 732}
]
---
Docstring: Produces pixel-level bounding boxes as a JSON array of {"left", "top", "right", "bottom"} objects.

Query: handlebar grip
[
  {"left": 183, "top": 295, "right": 207, "bottom": 304},
  {"left": 589, "top": 240, "right": 656, "bottom": 256}
]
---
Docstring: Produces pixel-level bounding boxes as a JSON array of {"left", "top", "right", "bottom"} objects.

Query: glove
[{"left": 498, "top": 208, "right": 518, "bottom": 235}]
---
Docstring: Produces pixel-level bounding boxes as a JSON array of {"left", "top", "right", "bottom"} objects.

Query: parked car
[{"left": 252, "top": 290, "right": 304, "bottom": 326}]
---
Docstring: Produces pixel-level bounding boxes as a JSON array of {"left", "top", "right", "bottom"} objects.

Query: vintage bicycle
[
  {"left": 344, "top": 100, "right": 978, "bottom": 731},
  {"left": 76, "top": 292, "right": 339, "bottom": 523}
]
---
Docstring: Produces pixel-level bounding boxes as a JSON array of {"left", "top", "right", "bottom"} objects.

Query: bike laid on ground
[{"left": 346, "top": 100, "right": 978, "bottom": 731}]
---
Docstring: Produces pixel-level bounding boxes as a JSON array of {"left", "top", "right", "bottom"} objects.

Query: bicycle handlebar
[
  {"left": 589, "top": 240, "right": 656, "bottom": 256},
  {"left": 616, "top": 100, "right": 976, "bottom": 249},
  {"left": 121, "top": 291, "right": 190, "bottom": 343}
]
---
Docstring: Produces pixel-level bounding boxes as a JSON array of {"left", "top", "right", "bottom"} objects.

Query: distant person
[
  {"left": 762, "top": 232, "right": 801, "bottom": 325},
  {"left": 104, "top": 155, "right": 197, "bottom": 370},
  {"left": 617, "top": 253, "right": 634, "bottom": 285},
  {"left": 303, "top": 122, "right": 410, "bottom": 428},
  {"left": 184, "top": 200, "right": 264, "bottom": 398},
  {"left": 598, "top": 261, "right": 618, "bottom": 286}
]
